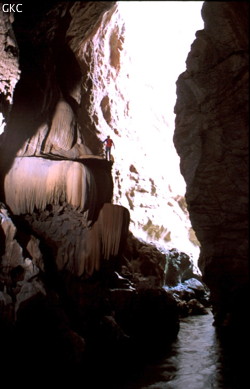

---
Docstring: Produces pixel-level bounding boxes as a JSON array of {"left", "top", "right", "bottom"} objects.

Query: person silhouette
[{"left": 102, "top": 135, "right": 115, "bottom": 161}]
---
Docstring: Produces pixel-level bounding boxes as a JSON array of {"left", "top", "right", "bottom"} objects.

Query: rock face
[{"left": 174, "top": 2, "right": 249, "bottom": 334}]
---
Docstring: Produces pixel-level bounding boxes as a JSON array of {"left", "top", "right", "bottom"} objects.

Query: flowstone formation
[{"left": 174, "top": 0, "right": 249, "bottom": 361}]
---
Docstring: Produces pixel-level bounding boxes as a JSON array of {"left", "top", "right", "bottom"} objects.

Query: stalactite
[
  {"left": 99, "top": 203, "right": 129, "bottom": 260},
  {"left": 84, "top": 223, "right": 101, "bottom": 276},
  {"left": 78, "top": 203, "right": 129, "bottom": 277},
  {"left": 46, "top": 203, "right": 130, "bottom": 277},
  {"left": 4, "top": 157, "right": 92, "bottom": 215}
]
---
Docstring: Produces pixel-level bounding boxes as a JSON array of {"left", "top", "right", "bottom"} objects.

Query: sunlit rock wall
[
  {"left": 67, "top": 2, "right": 200, "bottom": 263},
  {"left": 174, "top": 1, "right": 249, "bottom": 331}
]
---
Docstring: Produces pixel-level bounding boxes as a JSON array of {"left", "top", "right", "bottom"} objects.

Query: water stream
[{"left": 118, "top": 311, "right": 241, "bottom": 389}]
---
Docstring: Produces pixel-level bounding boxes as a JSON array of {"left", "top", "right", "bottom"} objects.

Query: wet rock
[
  {"left": 163, "top": 248, "right": 210, "bottom": 315},
  {"left": 164, "top": 275, "right": 210, "bottom": 317},
  {"left": 187, "top": 299, "right": 209, "bottom": 315},
  {"left": 183, "top": 278, "right": 210, "bottom": 305},
  {"left": 165, "top": 248, "right": 200, "bottom": 287},
  {"left": 108, "top": 271, "right": 135, "bottom": 291}
]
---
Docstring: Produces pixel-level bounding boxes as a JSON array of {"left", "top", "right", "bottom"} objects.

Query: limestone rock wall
[{"left": 174, "top": 1, "right": 249, "bottom": 331}]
